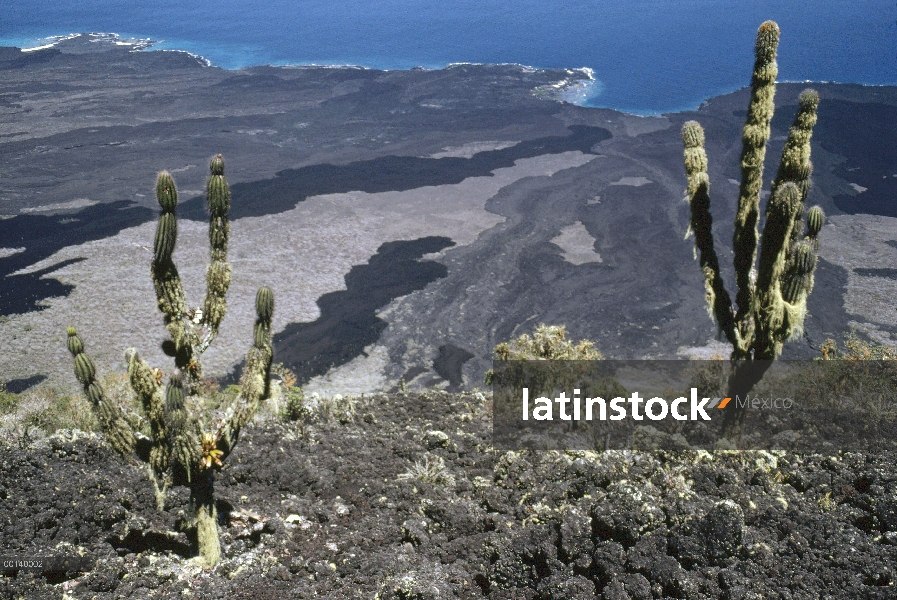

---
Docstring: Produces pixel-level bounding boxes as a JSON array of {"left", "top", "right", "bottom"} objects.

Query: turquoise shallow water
[{"left": 2, "top": 0, "right": 895, "bottom": 114}]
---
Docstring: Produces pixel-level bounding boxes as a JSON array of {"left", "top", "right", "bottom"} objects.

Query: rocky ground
[{"left": 1, "top": 390, "right": 896, "bottom": 599}]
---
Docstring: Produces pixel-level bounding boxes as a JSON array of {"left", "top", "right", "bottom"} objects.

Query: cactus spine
[
  {"left": 681, "top": 21, "right": 822, "bottom": 438},
  {"left": 67, "top": 155, "right": 276, "bottom": 567}
]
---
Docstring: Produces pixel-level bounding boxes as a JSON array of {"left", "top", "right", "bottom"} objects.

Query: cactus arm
[
  {"left": 755, "top": 89, "right": 820, "bottom": 358},
  {"left": 217, "top": 287, "right": 274, "bottom": 460},
  {"left": 681, "top": 121, "right": 738, "bottom": 347},
  {"left": 777, "top": 243, "right": 817, "bottom": 343},
  {"left": 163, "top": 371, "right": 202, "bottom": 485},
  {"left": 770, "top": 89, "right": 819, "bottom": 251},
  {"left": 66, "top": 327, "right": 136, "bottom": 457},
  {"left": 200, "top": 154, "right": 232, "bottom": 341},
  {"left": 771, "top": 90, "right": 819, "bottom": 197},
  {"left": 755, "top": 183, "right": 802, "bottom": 292},
  {"left": 150, "top": 170, "right": 206, "bottom": 384},
  {"left": 753, "top": 183, "right": 802, "bottom": 358},
  {"left": 150, "top": 172, "right": 189, "bottom": 347},
  {"left": 805, "top": 205, "right": 825, "bottom": 251},
  {"left": 126, "top": 348, "right": 170, "bottom": 477},
  {"left": 732, "top": 21, "right": 779, "bottom": 336}
]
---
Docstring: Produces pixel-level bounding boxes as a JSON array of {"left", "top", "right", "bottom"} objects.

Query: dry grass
[
  {"left": 0, "top": 372, "right": 260, "bottom": 448},
  {"left": 0, "top": 381, "right": 97, "bottom": 447}
]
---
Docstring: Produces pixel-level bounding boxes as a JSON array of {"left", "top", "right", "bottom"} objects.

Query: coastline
[
  {"left": 0, "top": 32, "right": 602, "bottom": 108},
  {"left": 2, "top": 31, "right": 893, "bottom": 117}
]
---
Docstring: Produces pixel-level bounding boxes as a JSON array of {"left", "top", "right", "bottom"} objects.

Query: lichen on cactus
[
  {"left": 202, "top": 154, "right": 232, "bottom": 334},
  {"left": 66, "top": 154, "right": 276, "bottom": 567},
  {"left": 150, "top": 170, "right": 189, "bottom": 356},
  {"left": 66, "top": 328, "right": 136, "bottom": 457},
  {"left": 680, "top": 21, "right": 822, "bottom": 438}
]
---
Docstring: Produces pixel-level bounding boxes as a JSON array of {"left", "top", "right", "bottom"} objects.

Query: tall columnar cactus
[
  {"left": 202, "top": 154, "right": 232, "bottom": 335},
  {"left": 681, "top": 21, "right": 824, "bottom": 438},
  {"left": 66, "top": 155, "right": 275, "bottom": 567}
]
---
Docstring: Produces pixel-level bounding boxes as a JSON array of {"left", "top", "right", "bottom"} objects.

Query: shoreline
[
  {"left": 6, "top": 31, "right": 892, "bottom": 118},
  {"left": 1, "top": 32, "right": 604, "bottom": 108}
]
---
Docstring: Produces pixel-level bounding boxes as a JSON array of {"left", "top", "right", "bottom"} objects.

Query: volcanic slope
[{"left": 1, "top": 35, "right": 895, "bottom": 392}]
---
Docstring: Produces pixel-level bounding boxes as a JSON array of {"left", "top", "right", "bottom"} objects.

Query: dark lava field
[{"left": 2, "top": 391, "right": 896, "bottom": 599}]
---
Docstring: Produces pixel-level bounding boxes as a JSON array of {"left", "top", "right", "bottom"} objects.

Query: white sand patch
[
  {"left": 428, "top": 141, "right": 519, "bottom": 159},
  {"left": 0, "top": 247, "right": 25, "bottom": 259},
  {"left": 3, "top": 151, "right": 599, "bottom": 389},
  {"left": 677, "top": 339, "right": 732, "bottom": 360},
  {"left": 849, "top": 183, "right": 867, "bottom": 193},
  {"left": 609, "top": 176, "right": 652, "bottom": 187},
  {"left": 551, "top": 222, "right": 602, "bottom": 265},
  {"left": 587, "top": 195, "right": 601, "bottom": 205},
  {"left": 302, "top": 343, "right": 390, "bottom": 395},
  {"left": 19, "top": 198, "right": 97, "bottom": 213}
]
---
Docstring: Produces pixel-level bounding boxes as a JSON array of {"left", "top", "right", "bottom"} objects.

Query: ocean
[{"left": 2, "top": 0, "right": 895, "bottom": 114}]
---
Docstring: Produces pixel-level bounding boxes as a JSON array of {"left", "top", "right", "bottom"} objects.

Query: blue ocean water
[{"left": 2, "top": 0, "right": 895, "bottom": 114}]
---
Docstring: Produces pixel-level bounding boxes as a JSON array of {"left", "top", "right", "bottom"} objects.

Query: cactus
[
  {"left": 66, "top": 155, "right": 275, "bottom": 567},
  {"left": 153, "top": 212, "right": 178, "bottom": 263},
  {"left": 156, "top": 171, "right": 178, "bottom": 212},
  {"left": 66, "top": 328, "right": 136, "bottom": 457},
  {"left": 256, "top": 286, "right": 274, "bottom": 324},
  {"left": 792, "top": 240, "right": 817, "bottom": 274},
  {"left": 202, "top": 154, "right": 231, "bottom": 335},
  {"left": 806, "top": 205, "right": 825, "bottom": 249},
  {"left": 681, "top": 21, "right": 822, "bottom": 439}
]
